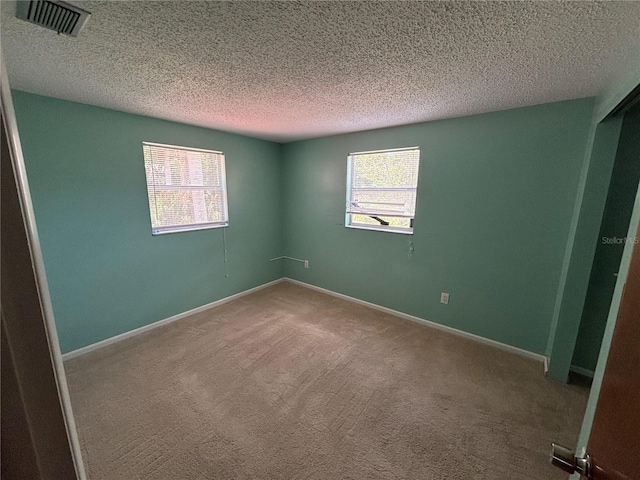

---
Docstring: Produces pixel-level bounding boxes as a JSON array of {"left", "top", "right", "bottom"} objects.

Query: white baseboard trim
[
  {"left": 570, "top": 365, "right": 595, "bottom": 378},
  {"left": 62, "top": 278, "right": 285, "bottom": 361},
  {"left": 63, "top": 275, "right": 547, "bottom": 365},
  {"left": 543, "top": 356, "right": 549, "bottom": 375},
  {"left": 284, "top": 277, "right": 546, "bottom": 364}
]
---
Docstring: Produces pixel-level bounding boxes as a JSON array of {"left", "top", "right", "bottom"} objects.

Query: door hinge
[{"left": 550, "top": 443, "right": 592, "bottom": 478}]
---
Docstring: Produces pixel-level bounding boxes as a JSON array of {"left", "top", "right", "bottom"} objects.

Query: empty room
[{"left": 2, "top": 1, "right": 640, "bottom": 479}]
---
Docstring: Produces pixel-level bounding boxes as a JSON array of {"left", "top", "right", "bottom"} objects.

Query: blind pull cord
[{"left": 223, "top": 228, "right": 229, "bottom": 278}]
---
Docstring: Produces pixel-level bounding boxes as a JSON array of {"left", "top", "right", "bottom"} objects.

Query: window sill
[
  {"left": 152, "top": 222, "right": 228, "bottom": 235},
  {"left": 345, "top": 224, "right": 413, "bottom": 235}
]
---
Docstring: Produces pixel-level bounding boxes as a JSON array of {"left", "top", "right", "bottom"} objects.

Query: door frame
[
  {"left": 1, "top": 55, "right": 87, "bottom": 479},
  {"left": 570, "top": 100, "right": 640, "bottom": 479}
]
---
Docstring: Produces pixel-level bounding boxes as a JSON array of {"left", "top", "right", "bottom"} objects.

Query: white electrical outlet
[
  {"left": 304, "top": 260, "right": 309, "bottom": 269},
  {"left": 440, "top": 292, "right": 450, "bottom": 304}
]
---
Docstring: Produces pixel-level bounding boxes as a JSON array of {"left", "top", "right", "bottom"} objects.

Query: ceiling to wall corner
[{"left": 2, "top": 1, "right": 640, "bottom": 143}]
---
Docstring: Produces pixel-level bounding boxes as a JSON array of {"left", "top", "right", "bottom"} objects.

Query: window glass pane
[
  {"left": 143, "top": 143, "right": 228, "bottom": 234},
  {"left": 346, "top": 147, "right": 420, "bottom": 233},
  {"left": 149, "top": 189, "right": 226, "bottom": 228},
  {"left": 351, "top": 215, "right": 412, "bottom": 229}
]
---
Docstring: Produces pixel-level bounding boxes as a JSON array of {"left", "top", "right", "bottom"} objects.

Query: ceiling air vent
[{"left": 16, "top": 0, "right": 91, "bottom": 37}]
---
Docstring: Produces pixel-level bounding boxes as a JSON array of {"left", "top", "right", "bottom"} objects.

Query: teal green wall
[
  {"left": 546, "top": 117, "right": 623, "bottom": 380},
  {"left": 281, "top": 98, "right": 595, "bottom": 355},
  {"left": 13, "top": 89, "right": 608, "bottom": 364},
  {"left": 12, "top": 91, "right": 283, "bottom": 354},
  {"left": 547, "top": 68, "right": 640, "bottom": 380},
  {"left": 571, "top": 108, "right": 640, "bottom": 371}
]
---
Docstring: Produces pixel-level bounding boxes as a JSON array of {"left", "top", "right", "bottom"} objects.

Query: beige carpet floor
[{"left": 65, "top": 281, "right": 588, "bottom": 479}]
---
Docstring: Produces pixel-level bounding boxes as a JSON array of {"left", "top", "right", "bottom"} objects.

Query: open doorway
[{"left": 571, "top": 100, "right": 640, "bottom": 382}]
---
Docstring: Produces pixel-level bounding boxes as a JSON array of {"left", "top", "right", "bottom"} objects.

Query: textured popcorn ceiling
[{"left": 2, "top": 1, "right": 640, "bottom": 142}]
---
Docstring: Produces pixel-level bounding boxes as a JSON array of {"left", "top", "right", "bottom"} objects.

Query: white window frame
[
  {"left": 143, "top": 142, "right": 229, "bottom": 235},
  {"left": 345, "top": 146, "right": 420, "bottom": 235}
]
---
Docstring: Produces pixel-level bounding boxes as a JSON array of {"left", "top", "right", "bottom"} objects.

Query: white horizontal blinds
[
  {"left": 143, "top": 143, "right": 228, "bottom": 233},
  {"left": 348, "top": 147, "right": 420, "bottom": 218}
]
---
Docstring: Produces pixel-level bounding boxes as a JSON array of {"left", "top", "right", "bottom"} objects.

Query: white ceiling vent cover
[{"left": 16, "top": 0, "right": 90, "bottom": 37}]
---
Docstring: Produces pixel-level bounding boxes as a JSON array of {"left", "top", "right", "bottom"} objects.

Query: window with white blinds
[
  {"left": 143, "top": 142, "right": 229, "bottom": 235},
  {"left": 346, "top": 147, "right": 420, "bottom": 234}
]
